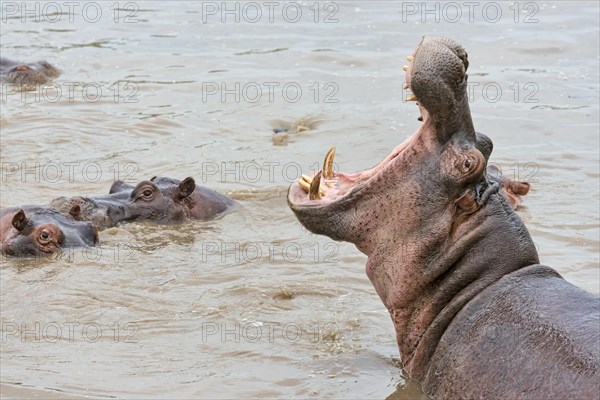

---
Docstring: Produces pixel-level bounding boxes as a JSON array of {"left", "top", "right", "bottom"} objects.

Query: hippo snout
[{"left": 3, "top": 244, "right": 16, "bottom": 256}]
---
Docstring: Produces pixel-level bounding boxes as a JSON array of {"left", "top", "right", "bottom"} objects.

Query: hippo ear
[
  {"left": 110, "top": 181, "right": 125, "bottom": 194},
  {"left": 110, "top": 180, "right": 134, "bottom": 194},
  {"left": 178, "top": 177, "right": 196, "bottom": 198},
  {"left": 475, "top": 132, "right": 493, "bottom": 162},
  {"left": 499, "top": 181, "right": 531, "bottom": 210},
  {"left": 69, "top": 205, "right": 82, "bottom": 220},
  {"left": 486, "top": 164, "right": 501, "bottom": 180},
  {"left": 12, "top": 209, "right": 28, "bottom": 231},
  {"left": 509, "top": 181, "right": 531, "bottom": 196}
]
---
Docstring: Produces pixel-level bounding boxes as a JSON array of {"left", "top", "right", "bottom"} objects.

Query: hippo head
[
  {"left": 289, "top": 36, "right": 502, "bottom": 254},
  {"left": 112, "top": 177, "right": 196, "bottom": 224},
  {"left": 1, "top": 59, "right": 60, "bottom": 86},
  {"left": 2, "top": 209, "right": 64, "bottom": 256},
  {"left": 1, "top": 208, "right": 98, "bottom": 257},
  {"left": 288, "top": 36, "right": 539, "bottom": 380},
  {"left": 51, "top": 189, "right": 132, "bottom": 230}
]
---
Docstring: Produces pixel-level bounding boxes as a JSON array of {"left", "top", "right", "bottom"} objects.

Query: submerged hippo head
[
  {"left": 0, "top": 58, "right": 60, "bottom": 86},
  {"left": 113, "top": 176, "right": 195, "bottom": 224},
  {"left": 51, "top": 188, "right": 133, "bottom": 230},
  {"left": 110, "top": 176, "right": 234, "bottom": 224},
  {"left": 288, "top": 36, "right": 539, "bottom": 381},
  {"left": 0, "top": 207, "right": 98, "bottom": 257}
]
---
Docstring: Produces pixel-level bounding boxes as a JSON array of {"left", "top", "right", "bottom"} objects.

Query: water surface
[{"left": 1, "top": 1, "right": 598, "bottom": 398}]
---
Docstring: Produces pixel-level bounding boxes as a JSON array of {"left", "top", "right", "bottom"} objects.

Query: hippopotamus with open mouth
[
  {"left": 0, "top": 57, "right": 60, "bottom": 86},
  {"left": 288, "top": 36, "right": 599, "bottom": 399},
  {"left": 0, "top": 206, "right": 98, "bottom": 257},
  {"left": 109, "top": 176, "right": 236, "bottom": 224}
]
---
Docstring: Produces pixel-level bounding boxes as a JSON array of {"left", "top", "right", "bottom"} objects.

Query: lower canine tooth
[
  {"left": 298, "top": 178, "right": 311, "bottom": 192},
  {"left": 407, "top": 56, "right": 414, "bottom": 62},
  {"left": 323, "top": 147, "right": 336, "bottom": 179},
  {"left": 301, "top": 174, "right": 313, "bottom": 184},
  {"left": 309, "top": 171, "right": 323, "bottom": 200},
  {"left": 407, "top": 94, "right": 417, "bottom": 101},
  {"left": 402, "top": 65, "right": 409, "bottom": 71}
]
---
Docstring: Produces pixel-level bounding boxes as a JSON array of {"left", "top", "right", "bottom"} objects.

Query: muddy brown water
[{"left": 0, "top": 1, "right": 598, "bottom": 398}]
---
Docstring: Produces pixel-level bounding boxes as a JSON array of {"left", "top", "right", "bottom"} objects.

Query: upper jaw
[
  {"left": 409, "top": 36, "right": 473, "bottom": 142},
  {"left": 408, "top": 36, "right": 469, "bottom": 99}
]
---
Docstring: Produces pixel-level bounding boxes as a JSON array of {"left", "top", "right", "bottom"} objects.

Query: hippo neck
[{"left": 365, "top": 194, "right": 539, "bottom": 382}]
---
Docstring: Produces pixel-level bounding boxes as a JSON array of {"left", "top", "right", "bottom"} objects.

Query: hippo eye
[
  {"left": 39, "top": 230, "right": 51, "bottom": 242},
  {"left": 134, "top": 186, "right": 156, "bottom": 202},
  {"left": 459, "top": 157, "right": 477, "bottom": 175}
]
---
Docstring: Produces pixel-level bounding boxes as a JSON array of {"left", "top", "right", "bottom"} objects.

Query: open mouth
[
  {"left": 287, "top": 129, "right": 423, "bottom": 210},
  {"left": 288, "top": 52, "right": 423, "bottom": 210},
  {"left": 288, "top": 36, "right": 470, "bottom": 211}
]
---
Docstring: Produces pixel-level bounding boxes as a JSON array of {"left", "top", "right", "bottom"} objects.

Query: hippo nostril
[{"left": 3, "top": 246, "right": 16, "bottom": 256}]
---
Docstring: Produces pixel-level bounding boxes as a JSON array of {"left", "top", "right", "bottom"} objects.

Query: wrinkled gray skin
[
  {"left": 288, "top": 36, "right": 599, "bottom": 399},
  {"left": 51, "top": 190, "right": 132, "bottom": 230},
  {"left": 110, "top": 176, "right": 236, "bottom": 224},
  {"left": 0, "top": 206, "right": 98, "bottom": 257},
  {"left": 0, "top": 57, "right": 60, "bottom": 86}
]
